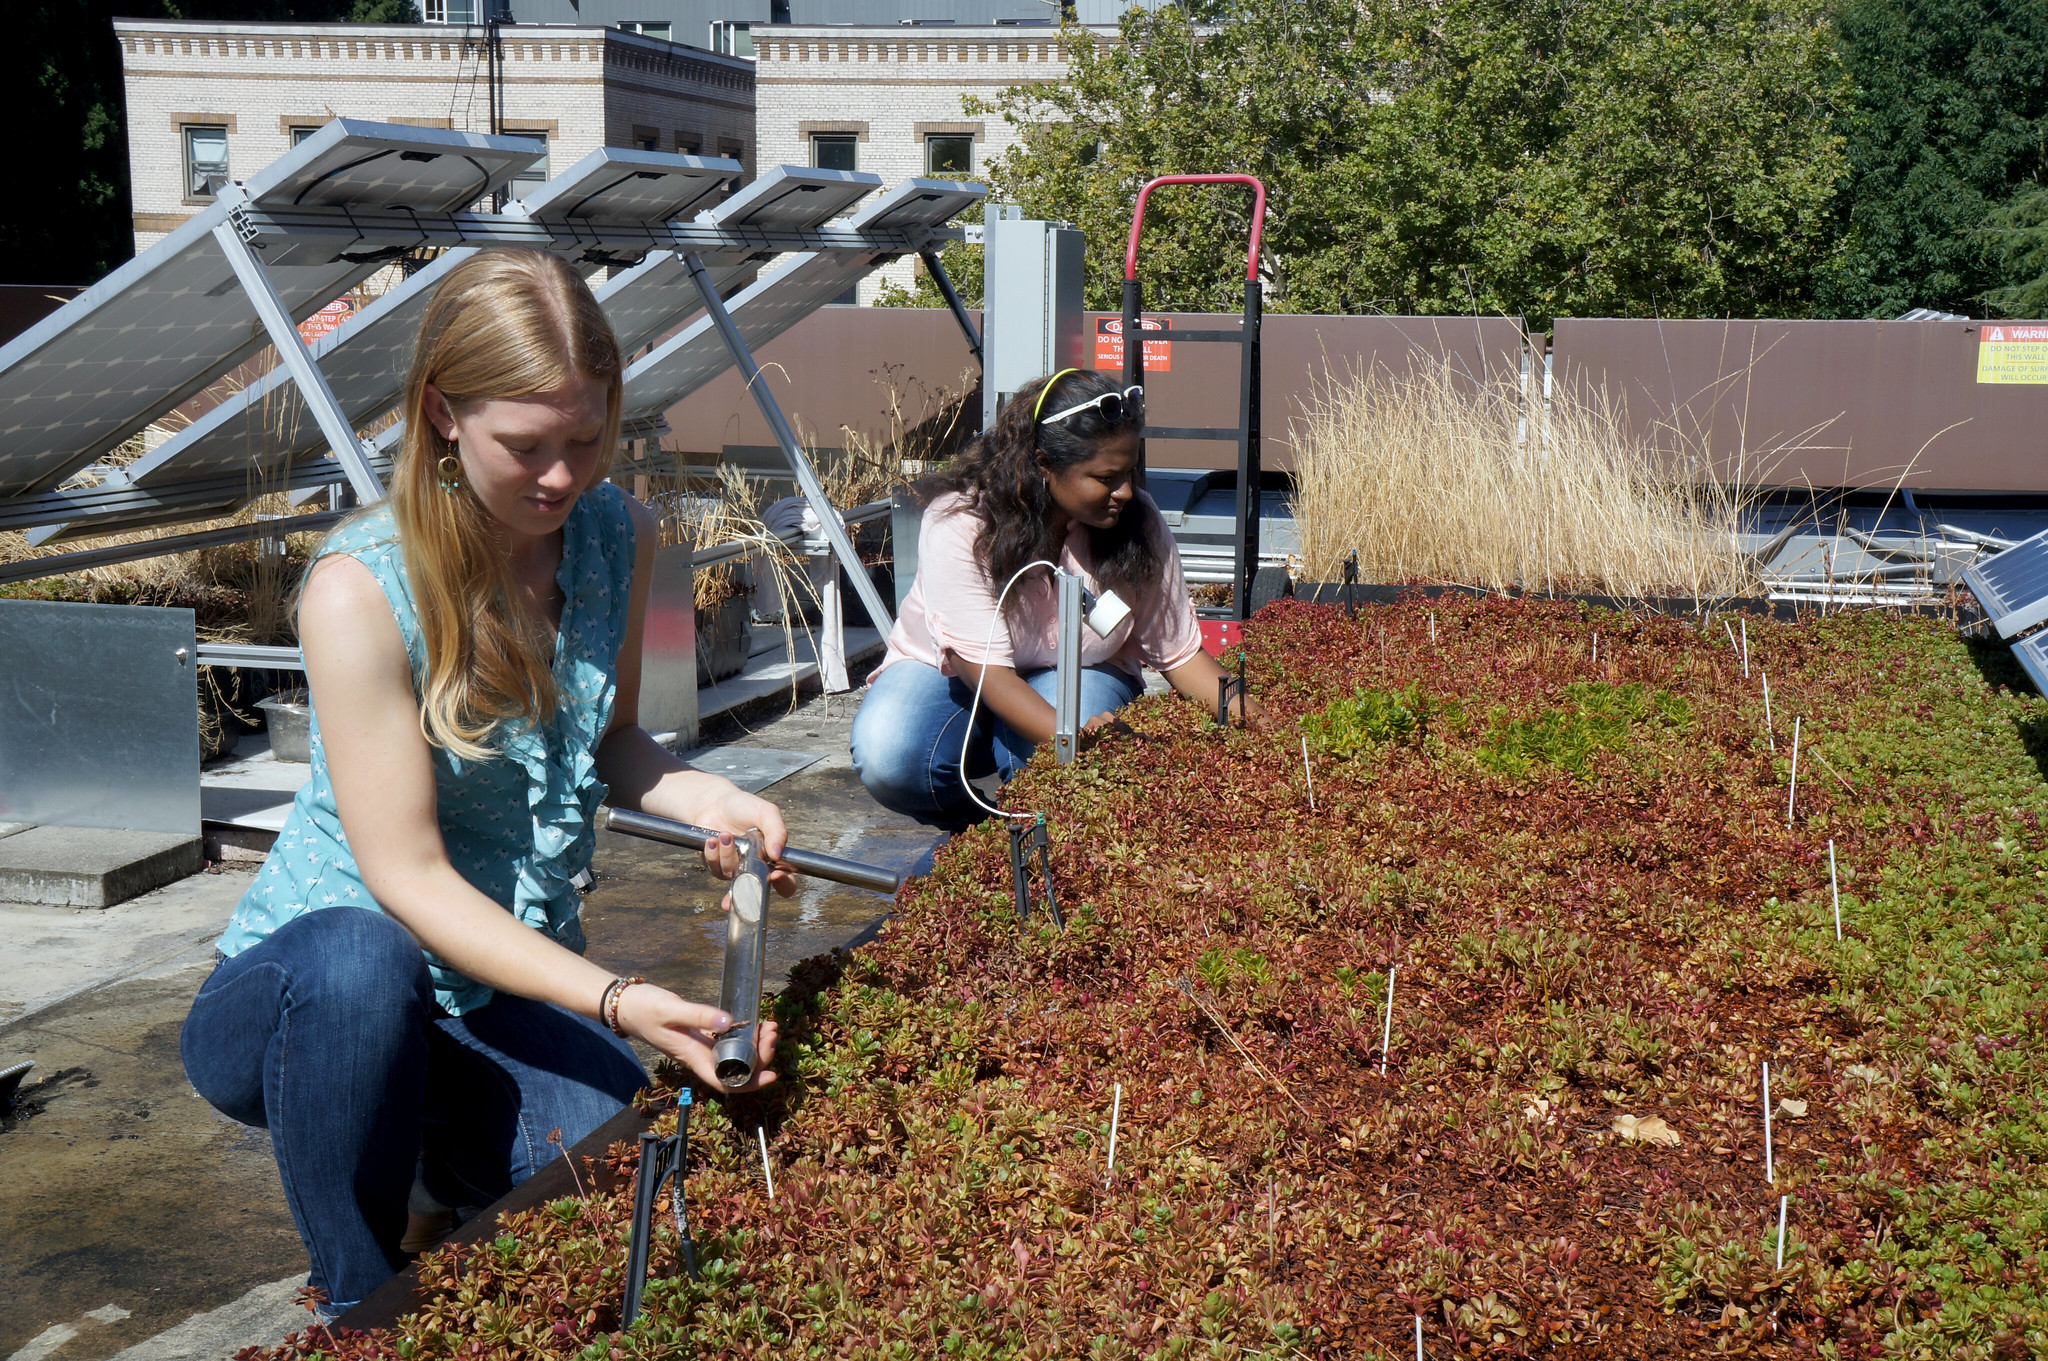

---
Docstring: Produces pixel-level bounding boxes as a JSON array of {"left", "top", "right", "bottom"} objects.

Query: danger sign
[
  {"left": 298, "top": 298, "right": 354, "bottom": 347},
  {"left": 1094, "top": 316, "right": 1171, "bottom": 373},
  {"left": 1976, "top": 324, "right": 2048, "bottom": 384}
]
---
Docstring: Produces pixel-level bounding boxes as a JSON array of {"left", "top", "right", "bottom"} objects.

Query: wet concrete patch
[{"left": 0, "top": 964, "right": 307, "bottom": 1360}]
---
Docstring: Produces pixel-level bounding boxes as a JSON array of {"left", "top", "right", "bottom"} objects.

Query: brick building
[
  {"left": 753, "top": 23, "right": 1114, "bottom": 302},
  {"left": 115, "top": 20, "right": 756, "bottom": 254}
]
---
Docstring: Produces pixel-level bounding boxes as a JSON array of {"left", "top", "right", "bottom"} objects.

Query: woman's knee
[{"left": 284, "top": 908, "right": 432, "bottom": 1012}]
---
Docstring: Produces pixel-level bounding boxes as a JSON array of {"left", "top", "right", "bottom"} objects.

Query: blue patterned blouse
[{"left": 217, "top": 481, "right": 638, "bottom": 1014}]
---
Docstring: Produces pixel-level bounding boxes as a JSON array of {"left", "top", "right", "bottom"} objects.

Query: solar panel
[
  {"left": 517, "top": 147, "right": 737, "bottom": 224},
  {"left": 711, "top": 166, "right": 880, "bottom": 229},
  {"left": 1963, "top": 528, "right": 2048, "bottom": 637},
  {"left": 24, "top": 150, "right": 747, "bottom": 543},
  {"left": 2014, "top": 630, "right": 2048, "bottom": 695},
  {"left": 620, "top": 177, "right": 982, "bottom": 427},
  {"left": 0, "top": 121, "right": 540, "bottom": 503}
]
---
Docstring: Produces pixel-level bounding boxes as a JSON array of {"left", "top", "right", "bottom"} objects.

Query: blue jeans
[
  {"left": 850, "top": 659, "right": 1142, "bottom": 826},
  {"left": 179, "top": 907, "right": 646, "bottom": 1314}
]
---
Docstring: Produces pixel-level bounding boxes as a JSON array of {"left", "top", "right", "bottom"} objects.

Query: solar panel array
[
  {"left": 0, "top": 121, "right": 540, "bottom": 503},
  {"left": 622, "top": 177, "right": 985, "bottom": 429},
  {"left": 1963, "top": 528, "right": 2048, "bottom": 637},
  {"left": 2014, "top": 631, "right": 2048, "bottom": 695},
  {"left": 23, "top": 148, "right": 745, "bottom": 544},
  {"left": 0, "top": 120, "right": 981, "bottom": 559}
]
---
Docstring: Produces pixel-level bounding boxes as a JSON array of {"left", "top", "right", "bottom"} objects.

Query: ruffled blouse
[{"left": 216, "top": 481, "right": 637, "bottom": 1014}]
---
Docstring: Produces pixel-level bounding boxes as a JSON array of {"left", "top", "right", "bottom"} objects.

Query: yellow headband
[{"left": 1031, "top": 368, "right": 1081, "bottom": 422}]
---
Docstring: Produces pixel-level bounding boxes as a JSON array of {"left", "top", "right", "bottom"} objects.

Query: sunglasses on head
[{"left": 1037, "top": 384, "right": 1145, "bottom": 430}]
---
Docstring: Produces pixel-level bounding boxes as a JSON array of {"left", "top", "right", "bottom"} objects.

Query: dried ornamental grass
[
  {"left": 1291, "top": 360, "right": 1756, "bottom": 600},
  {"left": 249, "top": 598, "right": 2048, "bottom": 1360}
]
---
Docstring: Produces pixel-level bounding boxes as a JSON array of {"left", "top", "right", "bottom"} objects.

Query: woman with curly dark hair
[{"left": 851, "top": 368, "right": 1265, "bottom": 826}]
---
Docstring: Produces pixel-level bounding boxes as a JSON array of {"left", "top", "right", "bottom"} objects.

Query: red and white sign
[
  {"left": 1093, "top": 315, "right": 1172, "bottom": 373},
  {"left": 298, "top": 298, "right": 355, "bottom": 346}
]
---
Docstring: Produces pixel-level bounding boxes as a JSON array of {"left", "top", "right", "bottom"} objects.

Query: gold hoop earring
[{"left": 437, "top": 444, "right": 462, "bottom": 495}]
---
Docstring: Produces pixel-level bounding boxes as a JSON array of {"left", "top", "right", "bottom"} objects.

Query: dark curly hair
[{"left": 930, "top": 369, "right": 1163, "bottom": 616}]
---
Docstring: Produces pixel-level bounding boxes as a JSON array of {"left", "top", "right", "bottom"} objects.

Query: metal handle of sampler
[
  {"left": 712, "top": 830, "right": 771, "bottom": 1090},
  {"left": 604, "top": 808, "right": 907, "bottom": 895}
]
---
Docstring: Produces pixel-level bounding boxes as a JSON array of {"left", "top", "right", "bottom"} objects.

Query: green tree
[
  {"left": 1822, "top": 0, "right": 2048, "bottom": 317},
  {"left": 900, "top": 0, "right": 1849, "bottom": 327}
]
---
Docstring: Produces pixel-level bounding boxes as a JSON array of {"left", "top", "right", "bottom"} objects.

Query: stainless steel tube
[
  {"left": 604, "top": 808, "right": 906, "bottom": 895},
  {"left": 712, "top": 830, "right": 771, "bottom": 1090}
]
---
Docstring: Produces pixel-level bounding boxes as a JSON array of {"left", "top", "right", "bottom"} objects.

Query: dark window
[
  {"left": 509, "top": 132, "right": 549, "bottom": 185},
  {"left": 618, "top": 20, "right": 671, "bottom": 40},
  {"left": 289, "top": 125, "right": 322, "bottom": 147},
  {"left": 811, "top": 133, "right": 857, "bottom": 173},
  {"left": 710, "top": 21, "right": 753, "bottom": 56},
  {"left": 926, "top": 134, "right": 973, "bottom": 174}
]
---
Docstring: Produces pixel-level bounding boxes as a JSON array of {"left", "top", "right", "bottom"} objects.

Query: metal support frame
[
  {"left": 681, "top": 250, "right": 894, "bottom": 634},
  {"left": 0, "top": 509, "right": 346, "bottom": 588},
  {"left": 211, "top": 207, "right": 386, "bottom": 504},
  {"left": 1053, "top": 569, "right": 1083, "bottom": 765},
  {"left": 919, "top": 246, "right": 984, "bottom": 366}
]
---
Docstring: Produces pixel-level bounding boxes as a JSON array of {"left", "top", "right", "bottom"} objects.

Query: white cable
[{"left": 958, "top": 558, "right": 1060, "bottom": 821}]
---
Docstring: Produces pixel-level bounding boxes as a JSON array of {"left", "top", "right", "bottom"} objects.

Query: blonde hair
[{"left": 389, "top": 248, "right": 623, "bottom": 760}]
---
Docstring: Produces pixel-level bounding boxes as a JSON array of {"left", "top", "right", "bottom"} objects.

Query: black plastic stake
[
  {"left": 1217, "top": 676, "right": 1229, "bottom": 728},
  {"left": 622, "top": 1089, "right": 696, "bottom": 1328},
  {"left": 1237, "top": 653, "right": 1247, "bottom": 728},
  {"left": 1007, "top": 816, "right": 1063, "bottom": 932},
  {"left": 1344, "top": 551, "right": 1358, "bottom": 619},
  {"left": 1031, "top": 815, "right": 1063, "bottom": 932}
]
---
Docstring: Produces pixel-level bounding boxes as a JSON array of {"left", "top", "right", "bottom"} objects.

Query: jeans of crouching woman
[
  {"left": 179, "top": 906, "right": 646, "bottom": 1318},
  {"left": 850, "top": 659, "right": 1143, "bottom": 828}
]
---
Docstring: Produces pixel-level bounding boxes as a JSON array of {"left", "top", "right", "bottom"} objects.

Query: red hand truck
[{"left": 1120, "top": 175, "right": 1267, "bottom": 632}]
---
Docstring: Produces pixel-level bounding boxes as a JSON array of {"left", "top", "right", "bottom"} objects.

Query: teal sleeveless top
[{"left": 217, "top": 481, "right": 639, "bottom": 1015}]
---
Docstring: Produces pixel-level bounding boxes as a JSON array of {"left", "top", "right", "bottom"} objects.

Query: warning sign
[
  {"left": 1976, "top": 324, "right": 2048, "bottom": 383},
  {"left": 298, "top": 298, "right": 354, "bottom": 346},
  {"left": 1094, "top": 316, "right": 1171, "bottom": 373}
]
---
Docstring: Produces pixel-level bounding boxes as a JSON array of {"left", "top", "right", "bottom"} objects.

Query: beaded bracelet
[{"left": 601, "top": 975, "right": 646, "bottom": 1037}]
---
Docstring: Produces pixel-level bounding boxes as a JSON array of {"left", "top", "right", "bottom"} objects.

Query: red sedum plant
[{"left": 247, "top": 596, "right": 2048, "bottom": 1360}]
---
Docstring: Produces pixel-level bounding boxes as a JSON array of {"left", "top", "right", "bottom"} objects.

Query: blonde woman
[{"left": 178, "top": 249, "right": 789, "bottom": 1318}]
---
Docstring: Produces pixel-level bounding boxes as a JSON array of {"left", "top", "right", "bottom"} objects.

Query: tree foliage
[
  {"left": 912, "top": 0, "right": 1850, "bottom": 327},
  {"left": 1822, "top": 0, "right": 2048, "bottom": 318}
]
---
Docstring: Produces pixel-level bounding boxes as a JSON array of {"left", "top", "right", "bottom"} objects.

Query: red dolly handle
[{"left": 1123, "top": 174, "right": 1267, "bottom": 282}]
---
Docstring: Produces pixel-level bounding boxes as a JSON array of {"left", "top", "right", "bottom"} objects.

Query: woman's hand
[
  {"left": 1078, "top": 710, "right": 1135, "bottom": 751},
  {"left": 693, "top": 785, "right": 798, "bottom": 897},
  {"left": 614, "top": 984, "right": 780, "bottom": 1093}
]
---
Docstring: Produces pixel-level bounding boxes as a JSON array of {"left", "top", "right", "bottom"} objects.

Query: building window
[
  {"left": 508, "top": 131, "right": 549, "bottom": 185},
  {"left": 184, "top": 125, "right": 230, "bottom": 199},
  {"left": 422, "top": 0, "right": 477, "bottom": 22},
  {"left": 618, "top": 21, "right": 671, "bottom": 40},
  {"left": 710, "top": 21, "right": 753, "bottom": 57},
  {"left": 289, "top": 125, "right": 322, "bottom": 146},
  {"left": 811, "top": 133, "right": 857, "bottom": 172},
  {"left": 926, "top": 134, "right": 973, "bottom": 174}
]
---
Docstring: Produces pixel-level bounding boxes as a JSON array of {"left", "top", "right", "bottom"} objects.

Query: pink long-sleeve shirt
[{"left": 870, "top": 490, "right": 1203, "bottom": 682}]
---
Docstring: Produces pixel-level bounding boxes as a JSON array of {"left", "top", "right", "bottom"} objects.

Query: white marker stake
[
  {"left": 1762, "top": 671, "right": 1776, "bottom": 751},
  {"left": 1302, "top": 736, "right": 1317, "bottom": 813},
  {"left": 1787, "top": 717, "right": 1801, "bottom": 828},
  {"left": 1776, "top": 1195, "right": 1788, "bottom": 1269},
  {"left": 1762, "top": 1062, "right": 1775, "bottom": 1185},
  {"left": 1724, "top": 619, "right": 1740, "bottom": 660},
  {"left": 1591, "top": 632, "right": 1599, "bottom": 667},
  {"left": 1107, "top": 1082, "right": 1122, "bottom": 1182},
  {"left": 1380, "top": 966, "right": 1398, "bottom": 1077},
  {"left": 757, "top": 1126, "right": 776, "bottom": 1201},
  {"left": 1829, "top": 840, "right": 1842, "bottom": 941},
  {"left": 1415, "top": 1314, "right": 1424, "bottom": 1360},
  {"left": 1429, "top": 612, "right": 1436, "bottom": 645},
  {"left": 1740, "top": 618, "right": 1749, "bottom": 677}
]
